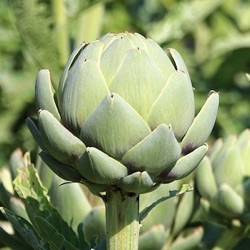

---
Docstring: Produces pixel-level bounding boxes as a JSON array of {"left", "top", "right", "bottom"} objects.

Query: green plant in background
[
  {"left": 195, "top": 129, "right": 250, "bottom": 249},
  {"left": 26, "top": 31, "right": 218, "bottom": 249}
]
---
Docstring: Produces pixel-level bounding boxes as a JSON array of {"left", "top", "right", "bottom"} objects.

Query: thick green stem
[{"left": 105, "top": 189, "right": 140, "bottom": 250}]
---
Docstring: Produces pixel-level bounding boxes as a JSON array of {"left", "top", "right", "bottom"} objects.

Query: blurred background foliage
[{"left": 0, "top": 0, "right": 250, "bottom": 166}]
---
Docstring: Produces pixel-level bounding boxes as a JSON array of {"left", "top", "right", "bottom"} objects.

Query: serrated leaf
[
  {"left": 13, "top": 152, "right": 50, "bottom": 204},
  {"left": 34, "top": 216, "right": 79, "bottom": 250},
  {"left": 12, "top": 153, "right": 79, "bottom": 248},
  {"left": 0, "top": 207, "right": 49, "bottom": 250},
  {"left": 25, "top": 197, "right": 80, "bottom": 247},
  {"left": 0, "top": 226, "right": 33, "bottom": 250}
]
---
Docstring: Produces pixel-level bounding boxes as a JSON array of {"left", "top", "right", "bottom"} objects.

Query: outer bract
[{"left": 27, "top": 32, "right": 219, "bottom": 195}]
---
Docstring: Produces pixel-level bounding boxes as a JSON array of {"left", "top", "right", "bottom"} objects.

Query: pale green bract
[{"left": 27, "top": 32, "right": 219, "bottom": 195}]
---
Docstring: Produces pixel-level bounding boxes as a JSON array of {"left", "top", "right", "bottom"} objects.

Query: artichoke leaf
[
  {"left": 143, "top": 38, "right": 175, "bottom": 79},
  {"left": 39, "top": 151, "right": 82, "bottom": 182},
  {"left": 75, "top": 40, "right": 104, "bottom": 63},
  {"left": 61, "top": 60, "right": 109, "bottom": 133},
  {"left": 117, "top": 171, "right": 156, "bottom": 194},
  {"left": 156, "top": 144, "right": 208, "bottom": 183},
  {"left": 80, "top": 179, "right": 108, "bottom": 196},
  {"left": 168, "top": 48, "right": 191, "bottom": 80},
  {"left": 26, "top": 117, "right": 46, "bottom": 151},
  {"left": 80, "top": 93, "right": 151, "bottom": 159},
  {"left": 99, "top": 32, "right": 117, "bottom": 50},
  {"left": 147, "top": 70, "right": 194, "bottom": 139},
  {"left": 76, "top": 147, "right": 128, "bottom": 185},
  {"left": 126, "top": 32, "right": 147, "bottom": 50},
  {"left": 35, "top": 70, "right": 61, "bottom": 121},
  {"left": 122, "top": 124, "right": 181, "bottom": 175},
  {"left": 109, "top": 48, "right": 166, "bottom": 120},
  {"left": 100, "top": 36, "right": 134, "bottom": 84},
  {"left": 58, "top": 43, "right": 87, "bottom": 103},
  {"left": 38, "top": 110, "right": 86, "bottom": 165},
  {"left": 181, "top": 91, "right": 219, "bottom": 150}
]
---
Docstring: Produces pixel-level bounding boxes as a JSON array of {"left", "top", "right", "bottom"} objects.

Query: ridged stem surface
[{"left": 105, "top": 189, "right": 140, "bottom": 250}]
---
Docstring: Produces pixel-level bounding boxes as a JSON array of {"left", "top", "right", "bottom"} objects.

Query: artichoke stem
[{"left": 105, "top": 189, "right": 140, "bottom": 250}]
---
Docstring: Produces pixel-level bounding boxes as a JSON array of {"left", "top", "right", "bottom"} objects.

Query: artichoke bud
[
  {"left": 196, "top": 129, "right": 250, "bottom": 222},
  {"left": 28, "top": 32, "right": 218, "bottom": 195}
]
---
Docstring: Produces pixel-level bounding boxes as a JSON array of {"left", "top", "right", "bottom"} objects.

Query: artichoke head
[
  {"left": 27, "top": 32, "right": 219, "bottom": 195},
  {"left": 196, "top": 129, "right": 250, "bottom": 223}
]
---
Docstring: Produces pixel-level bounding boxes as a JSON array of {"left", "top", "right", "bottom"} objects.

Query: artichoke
[
  {"left": 196, "top": 129, "right": 250, "bottom": 222},
  {"left": 27, "top": 32, "right": 219, "bottom": 195}
]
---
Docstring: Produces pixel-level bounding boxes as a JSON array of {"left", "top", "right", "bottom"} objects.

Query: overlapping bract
[
  {"left": 196, "top": 129, "right": 250, "bottom": 221},
  {"left": 27, "top": 32, "right": 219, "bottom": 195}
]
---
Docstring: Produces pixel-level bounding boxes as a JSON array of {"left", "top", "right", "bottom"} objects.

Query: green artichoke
[
  {"left": 27, "top": 32, "right": 219, "bottom": 195},
  {"left": 196, "top": 129, "right": 250, "bottom": 222}
]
